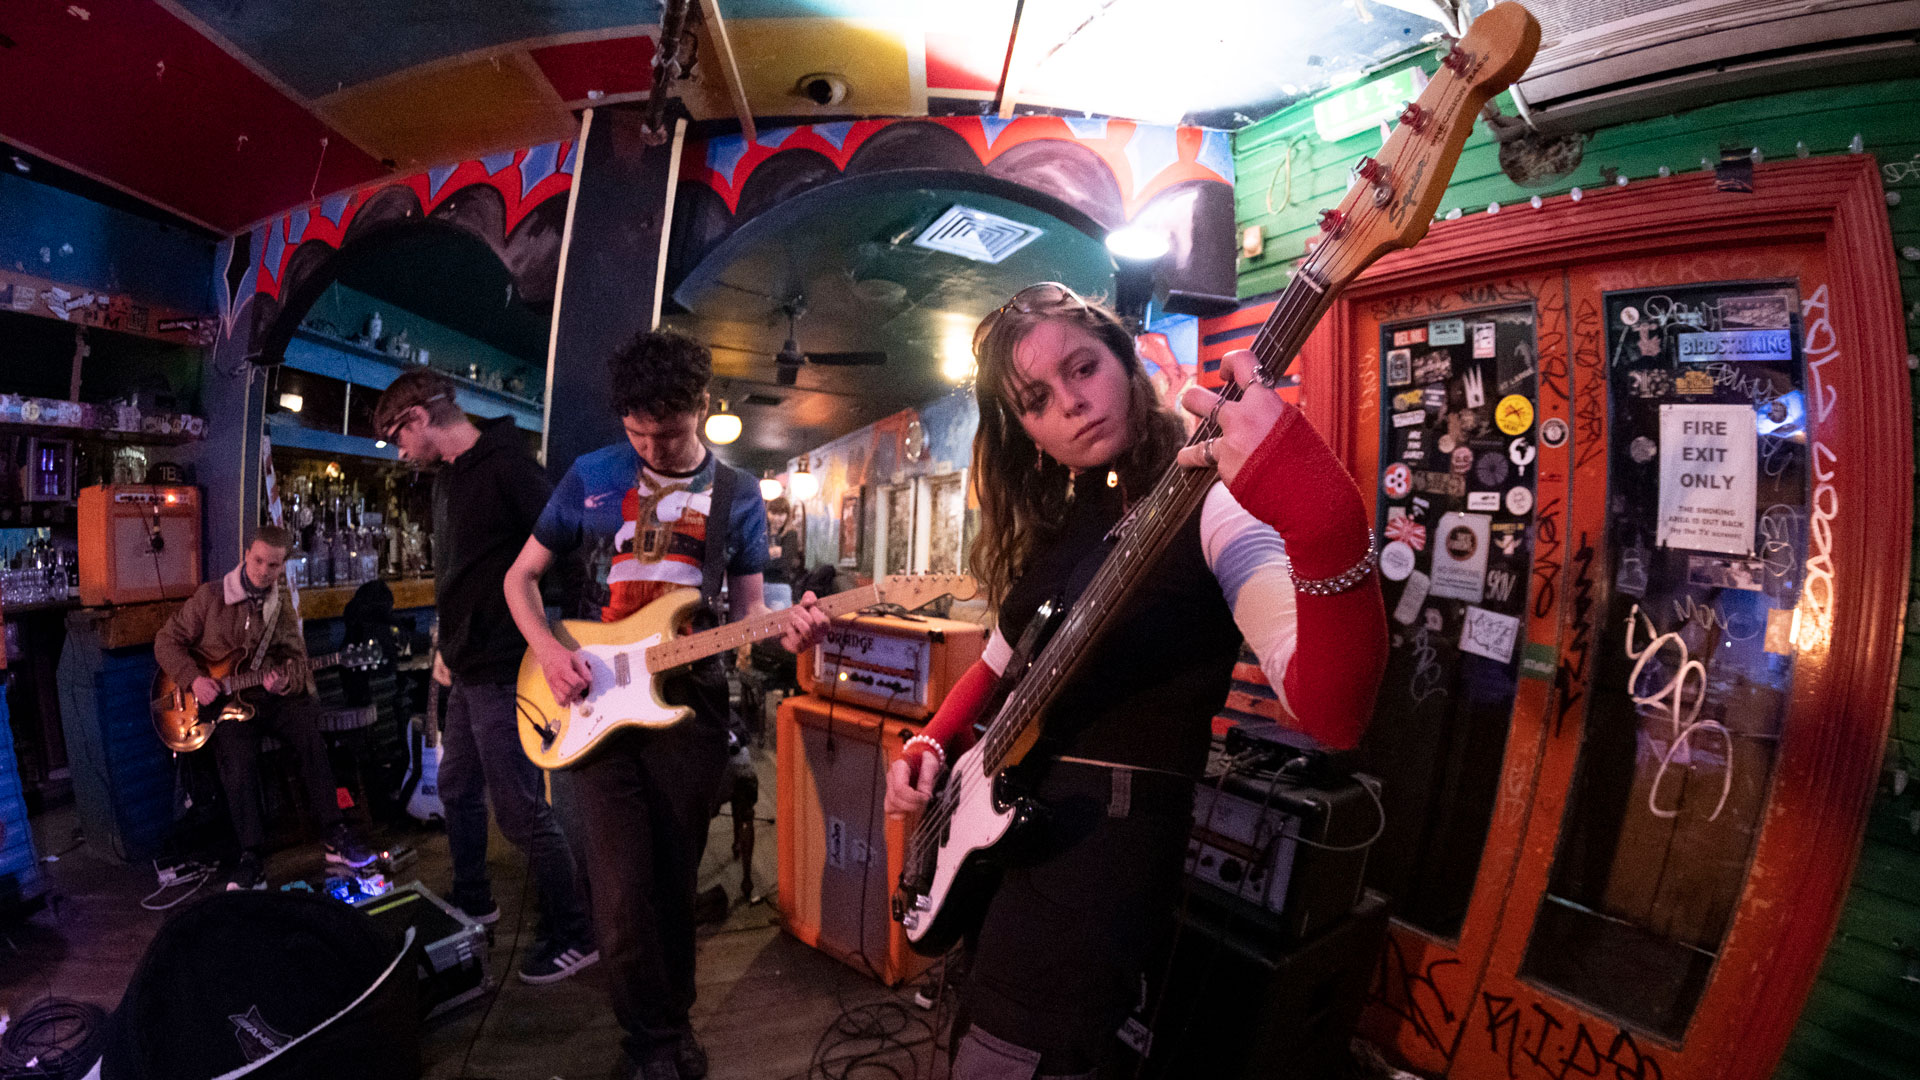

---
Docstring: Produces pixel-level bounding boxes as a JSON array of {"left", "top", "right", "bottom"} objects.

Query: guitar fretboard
[
  {"left": 640, "top": 587, "right": 880, "bottom": 674},
  {"left": 219, "top": 649, "right": 347, "bottom": 693}
]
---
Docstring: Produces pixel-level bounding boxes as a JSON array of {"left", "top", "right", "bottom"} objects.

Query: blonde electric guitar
[{"left": 517, "top": 573, "right": 978, "bottom": 769}]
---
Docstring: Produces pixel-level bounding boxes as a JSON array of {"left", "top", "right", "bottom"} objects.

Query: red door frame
[{"left": 1299, "top": 156, "right": 1910, "bottom": 1079}]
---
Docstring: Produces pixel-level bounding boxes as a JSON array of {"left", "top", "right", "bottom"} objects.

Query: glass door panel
[
  {"left": 1365, "top": 302, "right": 1543, "bottom": 938},
  {"left": 1519, "top": 280, "right": 1808, "bottom": 1038}
]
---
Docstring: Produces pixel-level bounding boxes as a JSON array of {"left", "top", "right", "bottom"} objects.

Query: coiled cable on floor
[{"left": 0, "top": 997, "right": 108, "bottom": 1080}]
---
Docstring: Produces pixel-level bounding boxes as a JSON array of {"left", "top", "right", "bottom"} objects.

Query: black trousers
[
  {"left": 571, "top": 682, "right": 729, "bottom": 1065},
  {"left": 209, "top": 692, "right": 343, "bottom": 852},
  {"left": 954, "top": 762, "right": 1193, "bottom": 1079}
]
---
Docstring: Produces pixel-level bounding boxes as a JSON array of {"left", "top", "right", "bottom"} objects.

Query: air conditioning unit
[{"left": 1510, "top": 0, "right": 1920, "bottom": 134}]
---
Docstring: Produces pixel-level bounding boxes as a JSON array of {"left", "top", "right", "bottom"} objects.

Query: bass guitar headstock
[{"left": 1297, "top": 3, "right": 1540, "bottom": 300}]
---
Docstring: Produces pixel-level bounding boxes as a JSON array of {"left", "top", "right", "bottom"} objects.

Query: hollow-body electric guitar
[
  {"left": 517, "top": 573, "right": 977, "bottom": 769},
  {"left": 151, "top": 642, "right": 383, "bottom": 753},
  {"left": 892, "top": 3, "right": 1542, "bottom": 955}
]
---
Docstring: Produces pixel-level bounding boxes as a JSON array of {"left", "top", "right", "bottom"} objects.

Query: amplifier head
[{"left": 797, "top": 612, "right": 986, "bottom": 719}]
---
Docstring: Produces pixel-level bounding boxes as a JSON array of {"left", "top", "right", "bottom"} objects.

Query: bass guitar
[
  {"left": 151, "top": 642, "right": 384, "bottom": 753},
  {"left": 517, "top": 573, "right": 978, "bottom": 769},
  {"left": 892, "top": 2, "right": 1542, "bottom": 955}
]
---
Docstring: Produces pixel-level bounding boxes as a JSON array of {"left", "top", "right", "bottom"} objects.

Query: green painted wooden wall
[{"left": 1233, "top": 59, "right": 1920, "bottom": 1080}]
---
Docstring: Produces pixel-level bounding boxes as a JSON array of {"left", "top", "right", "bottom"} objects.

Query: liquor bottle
[
  {"left": 329, "top": 514, "right": 349, "bottom": 587},
  {"left": 309, "top": 521, "right": 332, "bottom": 588}
]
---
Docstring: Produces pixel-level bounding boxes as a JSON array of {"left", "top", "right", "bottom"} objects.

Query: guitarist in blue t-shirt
[{"left": 504, "top": 330, "right": 825, "bottom": 1080}]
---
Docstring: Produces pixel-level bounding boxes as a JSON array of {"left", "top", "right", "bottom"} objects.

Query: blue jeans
[{"left": 440, "top": 678, "right": 590, "bottom": 947}]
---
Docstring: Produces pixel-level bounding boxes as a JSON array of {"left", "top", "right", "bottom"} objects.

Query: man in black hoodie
[{"left": 374, "top": 370, "right": 596, "bottom": 984}]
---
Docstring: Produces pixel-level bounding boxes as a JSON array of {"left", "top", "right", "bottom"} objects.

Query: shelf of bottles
[
  {"left": 0, "top": 534, "right": 78, "bottom": 610},
  {"left": 272, "top": 453, "right": 433, "bottom": 592}
]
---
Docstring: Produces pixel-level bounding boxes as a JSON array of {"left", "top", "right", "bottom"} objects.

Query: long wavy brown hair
[{"left": 968, "top": 284, "right": 1185, "bottom": 607}]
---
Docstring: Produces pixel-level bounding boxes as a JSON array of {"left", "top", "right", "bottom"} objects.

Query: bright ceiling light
[
  {"left": 374, "top": 440, "right": 388, "bottom": 449},
  {"left": 789, "top": 458, "right": 820, "bottom": 501},
  {"left": 278, "top": 392, "right": 303, "bottom": 413},
  {"left": 1106, "top": 226, "right": 1171, "bottom": 261},
  {"left": 942, "top": 330, "right": 976, "bottom": 382},
  {"left": 760, "top": 472, "right": 784, "bottom": 500},
  {"left": 704, "top": 400, "right": 742, "bottom": 445}
]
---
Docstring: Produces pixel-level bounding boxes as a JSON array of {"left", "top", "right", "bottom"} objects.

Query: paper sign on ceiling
[{"left": 1656, "top": 403, "right": 1756, "bottom": 556}]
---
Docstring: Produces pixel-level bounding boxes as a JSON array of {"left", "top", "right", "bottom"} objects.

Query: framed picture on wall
[
  {"left": 838, "top": 491, "right": 862, "bottom": 568},
  {"left": 926, "top": 471, "right": 968, "bottom": 573},
  {"left": 881, "top": 483, "right": 916, "bottom": 576}
]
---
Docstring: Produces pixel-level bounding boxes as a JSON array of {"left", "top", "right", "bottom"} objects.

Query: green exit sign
[{"left": 1313, "top": 66, "right": 1429, "bottom": 143}]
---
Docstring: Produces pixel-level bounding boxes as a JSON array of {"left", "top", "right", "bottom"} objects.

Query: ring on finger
[
  {"left": 1200, "top": 438, "right": 1219, "bottom": 467},
  {"left": 1206, "top": 395, "right": 1227, "bottom": 431}
]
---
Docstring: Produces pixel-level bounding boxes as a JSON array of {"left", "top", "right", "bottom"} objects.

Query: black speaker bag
[{"left": 95, "top": 890, "right": 420, "bottom": 1080}]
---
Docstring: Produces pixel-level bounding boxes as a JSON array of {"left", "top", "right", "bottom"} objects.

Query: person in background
[
  {"left": 760, "top": 497, "right": 804, "bottom": 611},
  {"left": 503, "top": 330, "right": 827, "bottom": 1080},
  {"left": 372, "top": 368, "right": 597, "bottom": 985},
  {"left": 869, "top": 283, "right": 1388, "bottom": 1077},
  {"left": 154, "top": 526, "right": 377, "bottom": 892}
]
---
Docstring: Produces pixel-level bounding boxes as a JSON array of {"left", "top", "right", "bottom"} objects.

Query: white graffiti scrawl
[
  {"left": 1799, "top": 285, "right": 1839, "bottom": 650},
  {"left": 1625, "top": 604, "right": 1733, "bottom": 821}
]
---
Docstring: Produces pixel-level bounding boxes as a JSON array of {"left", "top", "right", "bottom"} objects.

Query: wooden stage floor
[{"left": 0, "top": 743, "right": 956, "bottom": 1080}]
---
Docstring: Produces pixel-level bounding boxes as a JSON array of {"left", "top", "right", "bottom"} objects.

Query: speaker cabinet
[
  {"left": 775, "top": 692, "right": 934, "bottom": 986},
  {"left": 1132, "top": 890, "right": 1390, "bottom": 1079}
]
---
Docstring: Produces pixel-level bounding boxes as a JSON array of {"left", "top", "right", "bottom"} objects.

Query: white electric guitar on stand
[{"left": 517, "top": 573, "right": 977, "bottom": 769}]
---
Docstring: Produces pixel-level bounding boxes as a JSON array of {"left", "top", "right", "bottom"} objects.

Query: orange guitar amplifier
[
  {"left": 78, "top": 485, "right": 202, "bottom": 606},
  {"left": 796, "top": 612, "right": 987, "bottom": 720},
  {"left": 776, "top": 692, "right": 933, "bottom": 987}
]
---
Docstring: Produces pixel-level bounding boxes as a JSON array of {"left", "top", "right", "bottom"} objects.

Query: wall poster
[
  {"left": 926, "top": 471, "right": 968, "bottom": 574},
  {"left": 837, "top": 491, "right": 863, "bottom": 568},
  {"left": 1367, "top": 302, "right": 1541, "bottom": 937},
  {"left": 1520, "top": 280, "right": 1807, "bottom": 1040},
  {"left": 882, "top": 483, "right": 915, "bottom": 576}
]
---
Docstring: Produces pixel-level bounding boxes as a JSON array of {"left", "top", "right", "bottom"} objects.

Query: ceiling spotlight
[
  {"left": 704, "top": 399, "right": 742, "bottom": 445},
  {"left": 789, "top": 457, "right": 820, "bottom": 501},
  {"left": 278, "top": 392, "right": 304, "bottom": 413},
  {"left": 1105, "top": 225, "right": 1171, "bottom": 261},
  {"left": 760, "top": 471, "right": 784, "bottom": 500},
  {"left": 941, "top": 335, "right": 976, "bottom": 383}
]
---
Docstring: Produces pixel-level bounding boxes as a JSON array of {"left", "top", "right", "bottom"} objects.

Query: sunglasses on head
[
  {"left": 972, "top": 282, "right": 1092, "bottom": 353},
  {"left": 381, "top": 393, "right": 452, "bottom": 443}
]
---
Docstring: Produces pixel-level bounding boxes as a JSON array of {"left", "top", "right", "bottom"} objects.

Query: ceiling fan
[{"left": 770, "top": 300, "right": 887, "bottom": 386}]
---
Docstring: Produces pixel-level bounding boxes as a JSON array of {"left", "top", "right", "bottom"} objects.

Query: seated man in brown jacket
[{"left": 154, "top": 525, "right": 375, "bottom": 890}]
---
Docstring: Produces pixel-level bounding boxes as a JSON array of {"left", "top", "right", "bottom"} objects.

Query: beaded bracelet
[
  {"left": 903, "top": 734, "right": 947, "bottom": 769},
  {"left": 1287, "top": 528, "right": 1378, "bottom": 596}
]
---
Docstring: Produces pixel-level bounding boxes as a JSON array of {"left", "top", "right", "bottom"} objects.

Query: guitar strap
[
  {"left": 248, "top": 583, "right": 282, "bottom": 673},
  {"left": 699, "top": 456, "right": 738, "bottom": 618}
]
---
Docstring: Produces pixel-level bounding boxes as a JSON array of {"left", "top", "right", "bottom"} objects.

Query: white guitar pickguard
[
  {"left": 906, "top": 743, "right": 1016, "bottom": 944},
  {"left": 551, "top": 635, "right": 685, "bottom": 760}
]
